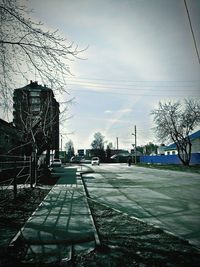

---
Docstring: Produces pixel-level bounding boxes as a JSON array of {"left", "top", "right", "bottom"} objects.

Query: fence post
[
  {"left": 30, "top": 153, "right": 34, "bottom": 188},
  {"left": 34, "top": 150, "right": 37, "bottom": 185},
  {"left": 30, "top": 148, "right": 37, "bottom": 188},
  {"left": 13, "top": 160, "right": 17, "bottom": 199}
]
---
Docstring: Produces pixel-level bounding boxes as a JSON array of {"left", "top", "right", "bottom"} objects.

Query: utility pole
[
  {"left": 132, "top": 125, "right": 137, "bottom": 164},
  {"left": 116, "top": 137, "right": 119, "bottom": 151}
]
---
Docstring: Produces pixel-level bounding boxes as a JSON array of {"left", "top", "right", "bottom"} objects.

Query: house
[
  {"left": 157, "top": 144, "right": 166, "bottom": 155},
  {"left": 164, "top": 130, "right": 200, "bottom": 155}
]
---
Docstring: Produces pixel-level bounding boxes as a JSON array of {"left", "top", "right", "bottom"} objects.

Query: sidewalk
[{"left": 11, "top": 166, "right": 96, "bottom": 264}]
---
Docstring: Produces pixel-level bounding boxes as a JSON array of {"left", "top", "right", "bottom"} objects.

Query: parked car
[
  {"left": 91, "top": 157, "right": 100, "bottom": 166},
  {"left": 51, "top": 158, "right": 62, "bottom": 167}
]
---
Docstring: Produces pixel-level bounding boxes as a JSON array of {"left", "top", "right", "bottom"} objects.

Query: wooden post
[{"left": 30, "top": 153, "right": 34, "bottom": 188}]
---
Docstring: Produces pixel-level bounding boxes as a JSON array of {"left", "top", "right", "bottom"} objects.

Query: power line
[
  {"left": 68, "top": 76, "right": 200, "bottom": 84},
  {"left": 67, "top": 87, "right": 200, "bottom": 97},
  {"left": 67, "top": 81, "right": 200, "bottom": 90},
  {"left": 184, "top": 0, "right": 200, "bottom": 64}
]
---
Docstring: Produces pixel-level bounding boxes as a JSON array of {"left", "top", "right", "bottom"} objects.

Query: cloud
[
  {"left": 104, "top": 108, "right": 132, "bottom": 114},
  {"left": 104, "top": 110, "right": 113, "bottom": 114}
]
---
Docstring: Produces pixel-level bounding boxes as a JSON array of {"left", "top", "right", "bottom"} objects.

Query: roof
[
  {"left": 110, "top": 152, "right": 130, "bottom": 159},
  {"left": 0, "top": 118, "right": 15, "bottom": 129},
  {"left": 165, "top": 129, "right": 200, "bottom": 151},
  {"left": 189, "top": 129, "right": 200, "bottom": 140},
  {"left": 15, "top": 81, "right": 53, "bottom": 93}
]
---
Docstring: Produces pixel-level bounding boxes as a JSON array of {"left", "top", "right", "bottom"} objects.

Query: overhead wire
[
  {"left": 67, "top": 86, "right": 199, "bottom": 97},
  {"left": 67, "top": 81, "right": 200, "bottom": 90},
  {"left": 184, "top": 0, "right": 200, "bottom": 64},
  {"left": 68, "top": 76, "right": 200, "bottom": 84},
  {"left": 66, "top": 76, "right": 200, "bottom": 97}
]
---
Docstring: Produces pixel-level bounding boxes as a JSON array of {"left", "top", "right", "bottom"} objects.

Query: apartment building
[{"left": 13, "top": 81, "right": 59, "bottom": 157}]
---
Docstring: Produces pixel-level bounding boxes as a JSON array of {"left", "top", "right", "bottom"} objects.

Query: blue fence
[{"left": 140, "top": 153, "right": 200, "bottom": 165}]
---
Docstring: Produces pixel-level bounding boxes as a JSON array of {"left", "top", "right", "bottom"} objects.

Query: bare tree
[
  {"left": 0, "top": 0, "right": 84, "bottom": 110},
  {"left": 91, "top": 132, "right": 105, "bottom": 150},
  {"left": 91, "top": 132, "right": 106, "bottom": 159},
  {"left": 151, "top": 99, "right": 200, "bottom": 166}
]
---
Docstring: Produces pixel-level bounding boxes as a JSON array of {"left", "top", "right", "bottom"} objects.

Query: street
[{"left": 82, "top": 163, "right": 200, "bottom": 247}]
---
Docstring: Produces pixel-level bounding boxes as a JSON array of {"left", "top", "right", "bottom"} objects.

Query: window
[
  {"left": 30, "top": 97, "right": 40, "bottom": 104},
  {"left": 31, "top": 104, "right": 40, "bottom": 112},
  {"left": 30, "top": 91, "right": 40, "bottom": 97}
]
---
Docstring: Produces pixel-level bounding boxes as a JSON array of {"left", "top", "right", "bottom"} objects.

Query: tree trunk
[{"left": 176, "top": 142, "right": 191, "bottom": 166}]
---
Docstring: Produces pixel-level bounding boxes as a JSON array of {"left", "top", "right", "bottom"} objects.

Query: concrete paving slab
[{"left": 11, "top": 167, "right": 96, "bottom": 264}]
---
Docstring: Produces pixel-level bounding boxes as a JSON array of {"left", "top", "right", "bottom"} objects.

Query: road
[{"left": 82, "top": 163, "right": 200, "bottom": 247}]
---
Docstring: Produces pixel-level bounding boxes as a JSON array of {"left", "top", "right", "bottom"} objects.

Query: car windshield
[
  {"left": 92, "top": 157, "right": 99, "bottom": 160},
  {"left": 54, "top": 159, "right": 60, "bottom": 162}
]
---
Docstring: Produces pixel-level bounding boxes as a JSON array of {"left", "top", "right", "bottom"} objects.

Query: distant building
[
  {"left": 0, "top": 118, "right": 21, "bottom": 155},
  {"left": 13, "top": 81, "right": 59, "bottom": 157},
  {"left": 130, "top": 149, "right": 143, "bottom": 156},
  {"left": 77, "top": 149, "right": 85, "bottom": 157},
  {"left": 110, "top": 150, "right": 130, "bottom": 162},
  {"left": 110, "top": 149, "right": 128, "bottom": 157}
]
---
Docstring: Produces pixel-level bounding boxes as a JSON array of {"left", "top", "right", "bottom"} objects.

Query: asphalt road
[{"left": 82, "top": 163, "right": 200, "bottom": 248}]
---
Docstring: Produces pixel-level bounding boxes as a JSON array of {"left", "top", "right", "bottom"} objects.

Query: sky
[{"left": 20, "top": 0, "right": 200, "bottom": 151}]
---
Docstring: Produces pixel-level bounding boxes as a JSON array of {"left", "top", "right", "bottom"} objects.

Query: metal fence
[
  {"left": 140, "top": 153, "right": 200, "bottom": 165},
  {"left": 0, "top": 154, "right": 35, "bottom": 199}
]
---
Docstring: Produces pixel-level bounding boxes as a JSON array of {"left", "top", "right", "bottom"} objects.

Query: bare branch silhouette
[{"left": 0, "top": 0, "right": 85, "bottom": 110}]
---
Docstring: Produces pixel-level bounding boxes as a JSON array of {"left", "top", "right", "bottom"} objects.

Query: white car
[
  {"left": 51, "top": 158, "right": 62, "bottom": 167},
  {"left": 91, "top": 157, "right": 100, "bottom": 166}
]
